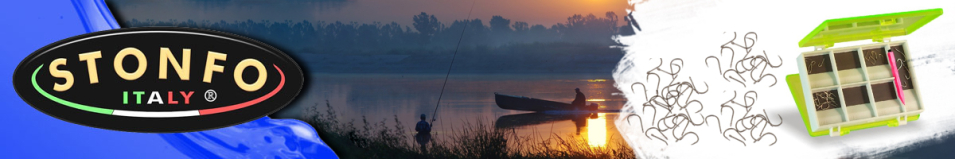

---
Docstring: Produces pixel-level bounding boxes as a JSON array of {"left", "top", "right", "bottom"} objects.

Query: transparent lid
[{"left": 799, "top": 8, "right": 942, "bottom": 48}]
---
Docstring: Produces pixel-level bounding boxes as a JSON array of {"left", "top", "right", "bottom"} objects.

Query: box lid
[{"left": 799, "top": 8, "right": 942, "bottom": 48}]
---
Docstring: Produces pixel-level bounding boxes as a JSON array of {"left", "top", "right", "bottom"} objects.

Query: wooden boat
[{"left": 494, "top": 93, "right": 596, "bottom": 111}]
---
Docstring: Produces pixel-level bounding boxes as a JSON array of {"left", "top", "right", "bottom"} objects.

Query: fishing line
[{"left": 430, "top": 0, "right": 477, "bottom": 123}]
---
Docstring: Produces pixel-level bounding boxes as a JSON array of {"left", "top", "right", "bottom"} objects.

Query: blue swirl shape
[{"left": 160, "top": 117, "right": 338, "bottom": 158}]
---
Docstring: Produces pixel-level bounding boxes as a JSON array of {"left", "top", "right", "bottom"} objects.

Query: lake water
[{"left": 273, "top": 73, "right": 627, "bottom": 149}]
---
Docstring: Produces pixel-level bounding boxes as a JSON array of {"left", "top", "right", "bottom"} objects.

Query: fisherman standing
[
  {"left": 414, "top": 114, "right": 433, "bottom": 152},
  {"left": 415, "top": 114, "right": 432, "bottom": 134}
]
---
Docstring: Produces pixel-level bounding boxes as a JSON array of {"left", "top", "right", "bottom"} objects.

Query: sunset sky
[{"left": 107, "top": 0, "right": 629, "bottom": 27}]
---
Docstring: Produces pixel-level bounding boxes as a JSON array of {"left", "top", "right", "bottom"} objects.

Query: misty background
[{"left": 107, "top": 0, "right": 634, "bottom": 74}]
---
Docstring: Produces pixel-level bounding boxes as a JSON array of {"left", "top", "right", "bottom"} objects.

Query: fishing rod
[{"left": 430, "top": 0, "right": 477, "bottom": 124}]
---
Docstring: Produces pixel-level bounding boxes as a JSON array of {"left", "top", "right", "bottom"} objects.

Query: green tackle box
[{"left": 787, "top": 8, "right": 942, "bottom": 137}]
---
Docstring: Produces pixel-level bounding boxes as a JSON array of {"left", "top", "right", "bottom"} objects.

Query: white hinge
[
  {"left": 898, "top": 116, "right": 908, "bottom": 126},
  {"left": 829, "top": 126, "right": 842, "bottom": 137}
]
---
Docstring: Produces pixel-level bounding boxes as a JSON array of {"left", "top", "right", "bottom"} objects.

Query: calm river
[{"left": 274, "top": 73, "right": 626, "bottom": 148}]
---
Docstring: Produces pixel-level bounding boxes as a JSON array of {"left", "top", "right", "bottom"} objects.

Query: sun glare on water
[{"left": 587, "top": 113, "right": 607, "bottom": 147}]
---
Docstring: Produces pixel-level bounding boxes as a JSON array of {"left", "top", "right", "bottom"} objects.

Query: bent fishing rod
[{"left": 430, "top": 0, "right": 477, "bottom": 124}]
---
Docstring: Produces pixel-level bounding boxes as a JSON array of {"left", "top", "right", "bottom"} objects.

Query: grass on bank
[{"left": 302, "top": 100, "right": 636, "bottom": 159}]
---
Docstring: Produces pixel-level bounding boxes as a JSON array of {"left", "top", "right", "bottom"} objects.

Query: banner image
[{"left": 1, "top": 0, "right": 953, "bottom": 158}]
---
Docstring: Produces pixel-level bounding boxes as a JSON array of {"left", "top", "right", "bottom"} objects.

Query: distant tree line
[{"left": 123, "top": 11, "right": 632, "bottom": 52}]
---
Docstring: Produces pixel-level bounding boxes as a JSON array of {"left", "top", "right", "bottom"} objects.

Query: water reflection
[
  {"left": 494, "top": 112, "right": 611, "bottom": 148},
  {"left": 587, "top": 113, "right": 607, "bottom": 147},
  {"left": 586, "top": 99, "right": 606, "bottom": 102}
]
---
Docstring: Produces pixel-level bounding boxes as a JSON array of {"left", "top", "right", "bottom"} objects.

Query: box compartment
[{"left": 795, "top": 41, "right": 927, "bottom": 135}]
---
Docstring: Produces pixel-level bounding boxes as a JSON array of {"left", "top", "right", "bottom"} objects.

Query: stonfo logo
[{"left": 12, "top": 27, "right": 304, "bottom": 132}]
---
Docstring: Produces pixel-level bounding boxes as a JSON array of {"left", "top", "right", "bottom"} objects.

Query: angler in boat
[{"left": 571, "top": 88, "right": 586, "bottom": 108}]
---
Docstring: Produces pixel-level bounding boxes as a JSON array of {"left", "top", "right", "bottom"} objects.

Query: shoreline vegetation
[{"left": 303, "top": 100, "right": 635, "bottom": 159}]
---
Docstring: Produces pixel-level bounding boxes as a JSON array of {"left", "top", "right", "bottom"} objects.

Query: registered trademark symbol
[{"left": 204, "top": 89, "right": 217, "bottom": 102}]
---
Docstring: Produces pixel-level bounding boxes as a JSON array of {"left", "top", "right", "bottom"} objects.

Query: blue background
[
  {"left": 2, "top": 0, "right": 952, "bottom": 158},
  {"left": 0, "top": 0, "right": 336, "bottom": 158}
]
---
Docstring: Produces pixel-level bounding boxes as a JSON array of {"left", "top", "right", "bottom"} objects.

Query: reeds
[{"left": 303, "top": 100, "right": 635, "bottom": 159}]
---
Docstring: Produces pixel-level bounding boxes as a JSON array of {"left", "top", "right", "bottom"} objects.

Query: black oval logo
[{"left": 12, "top": 27, "right": 304, "bottom": 133}]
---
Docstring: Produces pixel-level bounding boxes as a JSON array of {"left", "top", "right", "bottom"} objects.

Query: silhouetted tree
[
  {"left": 467, "top": 18, "right": 489, "bottom": 45},
  {"left": 528, "top": 24, "right": 550, "bottom": 42},
  {"left": 412, "top": 12, "right": 440, "bottom": 44},
  {"left": 605, "top": 12, "right": 619, "bottom": 34},
  {"left": 512, "top": 21, "right": 528, "bottom": 32},
  {"left": 358, "top": 23, "right": 381, "bottom": 47},
  {"left": 489, "top": 15, "right": 512, "bottom": 33}
]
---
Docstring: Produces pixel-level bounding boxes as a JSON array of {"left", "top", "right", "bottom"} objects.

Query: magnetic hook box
[{"left": 786, "top": 8, "right": 942, "bottom": 137}]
